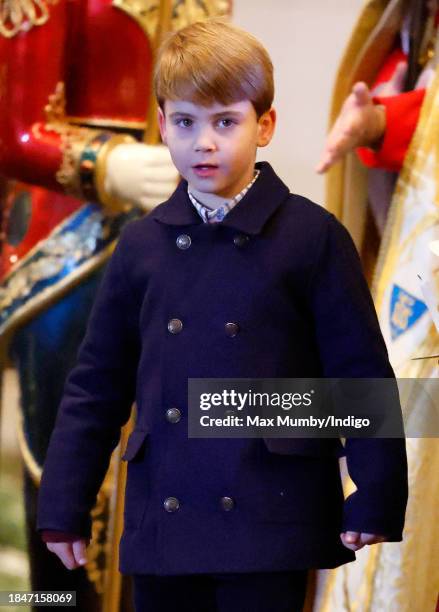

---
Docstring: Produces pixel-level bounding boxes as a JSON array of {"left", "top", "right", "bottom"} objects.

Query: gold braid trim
[
  {"left": 37, "top": 82, "right": 102, "bottom": 198},
  {"left": 38, "top": 82, "right": 133, "bottom": 213},
  {"left": 0, "top": 0, "right": 59, "bottom": 39}
]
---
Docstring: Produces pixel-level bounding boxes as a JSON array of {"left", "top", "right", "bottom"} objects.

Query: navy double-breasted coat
[{"left": 37, "top": 162, "right": 408, "bottom": 575}]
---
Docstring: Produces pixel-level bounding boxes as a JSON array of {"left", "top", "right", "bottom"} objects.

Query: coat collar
[{"left": 152, "top": 161, "right": 290, "bottom": 235}]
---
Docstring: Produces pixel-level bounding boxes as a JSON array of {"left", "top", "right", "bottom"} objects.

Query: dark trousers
[{"left": 132, "top": 570, "right": 308, "bottom": 612}]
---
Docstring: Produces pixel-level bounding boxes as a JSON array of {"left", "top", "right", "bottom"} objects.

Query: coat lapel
[{"left": 152, "top": 161, "right": 291, "bottom": 235}]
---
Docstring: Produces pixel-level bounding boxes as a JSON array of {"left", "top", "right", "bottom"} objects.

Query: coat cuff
[
  {"left": 40, "top": 530, "right": 86, "bottom": 543},
  {"left": 342, "top": 488, "right": 405, "bottom": 542}
]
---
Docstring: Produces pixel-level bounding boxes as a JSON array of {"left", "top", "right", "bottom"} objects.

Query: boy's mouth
[{"left": 192, "top": 164, "right": 219, "bottom": 177}]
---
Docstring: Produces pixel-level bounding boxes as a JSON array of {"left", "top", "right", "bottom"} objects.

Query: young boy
[{"left": 37, "top": 19, "right": 408, "bottom": 612}]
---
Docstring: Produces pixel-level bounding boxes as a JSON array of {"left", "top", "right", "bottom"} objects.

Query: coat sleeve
[
  {"left": 36, "top": 224, "right": 141, "bottom": 538},
  {"left": 41, "top": 530, "right": 85, "bottom": 543},
  {"left": 307, "top": 214, "right": 408, "bottom": 540}
]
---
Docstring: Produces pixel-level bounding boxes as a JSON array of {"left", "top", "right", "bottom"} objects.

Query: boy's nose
[{"left": 193, "top": 130, "right": 216, "bottom": 152}]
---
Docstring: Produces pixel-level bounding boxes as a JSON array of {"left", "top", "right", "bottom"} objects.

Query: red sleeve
[
  {"left": 0, "top": 4, "right": 68, "bottom": 192},
  {"left": 0, "top": 1, "right": 108, "bottom": 200},
  {"left": 373, "top": 47, "right": 407, "bottom": 84},
  {"left": 356, "top": 89, "right": 426, "bottom": 172},
  {"left": 41, "top": 530, "right": 87, "bottom": 543},
  {"left": 353, "top": 45, "right": 425, "bottom": 172}
]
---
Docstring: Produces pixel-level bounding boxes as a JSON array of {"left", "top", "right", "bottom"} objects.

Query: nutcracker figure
[{"left": 0, "top": 1, "right": 229, "bottom": 610}]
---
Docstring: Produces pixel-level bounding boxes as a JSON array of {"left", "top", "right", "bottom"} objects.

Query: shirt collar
[
  {"left": 188, "top": 169, "right": 260, "bottom": 223},
  {"left": 152, "top": 161, "right": 290, "bottom": 235}
]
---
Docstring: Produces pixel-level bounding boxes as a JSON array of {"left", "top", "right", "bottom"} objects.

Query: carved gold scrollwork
[
  {"left": 112, "top": 0, "right": 231, "bottom": 41},
  {"left": 86, "top": 470, "right": 115, "bottom": 594},
  {"left": 44, "top": 80, "right": 67, "bottom": 127},
  {"left": 38, "top": 81, "right": 98, "bottom": 196},
  {"left": 0, "top": 0, "right": 59, "bottom": 38}
]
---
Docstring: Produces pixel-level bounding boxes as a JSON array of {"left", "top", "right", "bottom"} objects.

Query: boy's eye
[
  {"left": 218, "top": 118, "right": 235, "bottom": 128},
  {"left": 176, "top": 118, "right": 193, "bottom": 127}
]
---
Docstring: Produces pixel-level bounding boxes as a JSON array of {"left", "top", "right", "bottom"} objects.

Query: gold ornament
[
  {"left": 0, "top": 0, "right": 59, "bottom": 38},
  {"left": 112, "top": 0, "right": 230, "bottom": 41}
]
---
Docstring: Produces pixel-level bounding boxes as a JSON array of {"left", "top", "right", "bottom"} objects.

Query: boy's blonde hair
[{"left": 154, "top": 19, "right": 274, "bottom": 118}]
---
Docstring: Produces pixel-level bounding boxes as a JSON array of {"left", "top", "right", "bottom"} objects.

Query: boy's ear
[
  {"left": 158, "top": 106, "right": 167, "bottom": 144},
  {"left": 257, "top": 107, "right": 276, "bottom": 147}
]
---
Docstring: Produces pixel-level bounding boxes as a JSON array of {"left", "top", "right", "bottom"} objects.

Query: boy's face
[{"left": 158, "top": 99, "right": 276, "bottom": 198}]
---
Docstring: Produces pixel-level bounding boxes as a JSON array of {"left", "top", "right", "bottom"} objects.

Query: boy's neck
[{"left": 188, "top": 167, "right": 258, "bottom": 211}]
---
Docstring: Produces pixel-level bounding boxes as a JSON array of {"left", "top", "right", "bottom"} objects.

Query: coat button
[
  {"left": 225, "top": 322, "right": 239, "bottom": 337},
  {"left": 176, "top": 234, "right": 191, "bottom": 250},
  {"left": 163, "top": 497, "right": 180, "bottom": 512},
  {"left": 233, "top": 234, "right": 249, "bottom": 247},
  {"left": 220, "top": 496, "right": 235, "bottom": 511},
  {"left": 166, "top": 407, "right": 181, "bottom": 423},
  {"left": 168, "top": 318, "right": 183, "bottom": 334}
]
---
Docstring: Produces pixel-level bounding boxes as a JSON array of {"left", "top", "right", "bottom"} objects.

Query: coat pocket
[
  {"left": 121, "top": 429, "right": 150, "bottom": 529},
  {"left": 250, "top": 444, "right": 345, "bottom": 525}
]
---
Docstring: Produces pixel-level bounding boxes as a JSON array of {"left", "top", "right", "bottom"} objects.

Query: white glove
[{"left": 104, "top": 143, "right": 179, "bottom": 212}]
